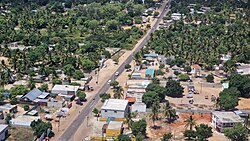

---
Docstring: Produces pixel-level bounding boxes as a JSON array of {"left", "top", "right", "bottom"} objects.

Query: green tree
[
  {"left": 110, "top": 81, "right": 119, "bottom": 88},
  {"left": 183, "top": 130, "right": 197, "bottom": 140},
  {"left": 146, "top": 84, "right": 166, "bottom": 101},
  {"left": 219, "top": 87, "right": 240, "bottom": 110},
  {"left": 27, "top": 77, "right": 36, "bottom": 89},
  {"left": 224, "top": 123, "right": 248, "bottom": 141},
  {"left": 131, "top": 119, "right": 147, "bottom": 137},
  {"left": 113, "top": 86, "right": 124, "bottom": 99},
  {"left": 153, "top": 11, "right": 159, "bottom": 17},
  {"left": 229, "top": 74, "right": 250, "bottom": 97},
  {"left": 99, "top": 93, "right": 111, "bottom": 102},
  {"left": 151, "top": 77, "right": 160, "bottom": 84},
  {"left": 149, "top": 101, "right": 160, "bottom": 128},
  {"left": 80, "top": 58, "right": 96, "bottom": 72},
  {"left": 184, "top": 66, "right": 192, "bottom": 73},
  {"left": 165, "top": 80, "right": 184, "bottom": 97},
  {"left": 125, "top": 64, "right": 131, "bottom": 69},
  {"left": 10, "top": 85, "right": 29, "bottom": 98},
  {"left": 77, "top": 91, "right": 86, "bottom": 101},
  {"left": 52, "top": 78, "right": 62, "bottom": 85},
  {"left": 161, "top": 133, "right": 172, "bottom": 141},
  {"left": 195, "top": 124, "right": 213, "bottom": 140},
  {"left": 179, "top": 74, "right": 190, "bottom": 81},
  {"left": 159, "top": 64, "right": 165, "bottom": 69},
  {"left": 184, "top": 115, "right": 197, "bottom": 131},
  {"left": 73, "top": 70, "right": 84, "bottom": 80},
  {"left": 23, "top": 104, "right": 30, "bottom": 111},
  {"left": 92, "top": 108, "right": 99, "bottom": 118},
  {"left": 117, "top": 134, "right": 131, "bottom": 141},
  {"left": 5, "top": 113, "right": 12, "bottom": 124},
  {"left": 206, "top": 74, "right": 214, "bottom": 83},
  {"left": 223, "top": 60, "right": 236, "bottom": 74},
  {"left": 38, "top": 84, "right": 48, "bottom": 92},
  {"left": 30, "top": 119, "right": 53, "bottom": 137},
  {"left": 162, "top": 102, "right": 177, "bottom": 123},
  {"left": 142, "top": 91, "right": 159, "bottom": 107},
  {"left": 64, "top": 64, "right": 75, "bottom": 76}
]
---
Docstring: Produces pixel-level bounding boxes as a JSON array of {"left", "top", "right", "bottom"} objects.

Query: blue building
[{"left": 145, "top": 69, "right": 155, "bottom": 78}]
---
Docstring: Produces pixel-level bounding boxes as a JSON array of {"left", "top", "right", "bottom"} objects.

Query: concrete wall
[
  {"left": 47, "top": 101, "right": 65, "bottom": 109},
  {"left": 101, "top": 110, "right": 125, "bottom": 118},
  {"left": 51, "top": 89, "right": 68, "bottom": 95},
  {"left": 0, "top": 127, "right": 7, "bottom": 140}
]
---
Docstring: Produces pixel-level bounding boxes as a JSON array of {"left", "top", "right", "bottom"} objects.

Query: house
[
  {"left": 143, "top": 53, "right": 158, "bottom": 58},
  {"left": 126, "top": 80, "right": 151, "bottom": 88},
  {"left": 236, "top": 63, "right": 250, "bottom": 75},
  {"left": 131, "top": 102, "right": 146, "bottom": 112},
  {"left": 101, "top": 99, "right": 129, "bottom": 118},
  {"left": 10, "top": 115, "right": 40, "bottom": 127},
  {"left": 191, "top": 64, "right": 201, "bottom": 76},
  {"left": 126, "top": 86, "right": 146, "bottom": 102},
  {"left": 171, "top": 13, "right": 184, "bottom": 20},
  {"left": 0, "top": 124, "right": 8, "bottom": 140},
  {"left": 51, "top": 85, "right": 79, "bottom": 96},
  {"left": 22, "top": 88, "right": 49, "bottom": 106},
  {"left": 211, "top": 111, "right": 244, "bottom": 132},
  {"left": 0, "top": 104, "right": 17, "bottom": 113},
  {"left": 220, "top": 54, "right": 231, "bottom": 63},
  {"left": 106, "top": 121, "right": 123, "bottom": 137},
  {"left": 158, "top": 55, "right": 175, "bottom": 65},
  {"left": 125, "top": 97, "right": 136, "bottom": 105},
  {"left": 130, "top": 73, "right": 142, "bottom": 79},
  {"left": 145, "top": 69, "right": 155, "bottom": 78}
]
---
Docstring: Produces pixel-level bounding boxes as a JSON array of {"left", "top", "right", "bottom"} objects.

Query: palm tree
[
  {"left": 125, "top": 112, "right": 134, "bottom": 129},
  {"left": 113, "top": 85, "right": 124, "bottom": 99},
  {"left": 184, "top": 115, "right": 197, "bottom": 131},
  {"left": 162, "top": 102, "right": 177, "bottom": 123},
  {"left": 149, "top": 101, "right": 160, "bottom": 128}
]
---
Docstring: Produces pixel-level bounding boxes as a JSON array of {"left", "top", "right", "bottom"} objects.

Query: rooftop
[
  {"left": 125, "top": 97, "right": 136, "bottom": 103},
  {"left": 0, "top": 104, "right": 17, "bottom": 111},
  {"left": 0, "top": 124, "right": 8, "bottom": 132},
  {"left": 192, "top": 64, "right": 201, "bottom": 69},
  {"left": 52, "top": 85, "right": 79, "bottom": 91},
  {"left": 22, "top": 88, "right": 49, "bottom": 101},
  {"left": 107, "top": 121, "right": 123, "bottom": 130},
  {"left": 213, "top": 111, "right": 244, "bottom": 123},
  {"left": 143, "top": 53, "right": 158, "bottom": 57},
  {"left": 101, "top": 99, "right": 128, "bottom": 111}
]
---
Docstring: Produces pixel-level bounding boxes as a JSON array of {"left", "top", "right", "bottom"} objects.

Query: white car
[
  {"left": 108, "top": 80, "right": 111, "bottom": 85},
  {"left": 115, "top": 72, "right": 119, "bottom": 76}
]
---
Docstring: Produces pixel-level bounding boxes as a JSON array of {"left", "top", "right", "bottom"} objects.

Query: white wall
[
  {"left": 51, "top": 89, "right": 68, "bottom": 95},
  {"left": 126, "top": 93, "right": 143, "bottom": 102},
  {"left": 0, "top": 128, "right": 7, "bottom": 140},
  {"left": 101, "top": 110, "right": 125, "bottom": 118}
]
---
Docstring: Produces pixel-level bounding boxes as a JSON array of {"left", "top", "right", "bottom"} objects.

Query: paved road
[{"left": 58, "top": 1, "right": 171, "bottom": 141}]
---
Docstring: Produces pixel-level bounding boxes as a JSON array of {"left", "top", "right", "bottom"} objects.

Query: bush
[
  {"left": 179, "top": 74, "right": 190, "bottom": 81},
  {"left": 73, "top": 70, "right": 84, "bottom": 80},
  {"left": 206, "top": 74, "right": 214, "bottom": 83},
  {"left": 125, "top": 64, "right": 131, "bottom": 69},
  {"left": 173, "top": 70, "right": 179, "bottom": 76},
  {"left": 70, "top": 82, "right": 81, "bottom": 86},
  {"left": 23, "top": 104, "right": 30, "bottom": 111},
  {"left": 153, "top": 11, "right": 159, "bottom": 17},
  {"left": 155, "top": 69, "right": 164, "bottom": 76},
  {"left": 52, "top": 78, "right": 62, "bottom": 85},
  {"left": 159, "top": 64, "right": 165, "bottom": 69},
  {"left": 10, "top": 98, "right": 17, "bottom": 105},
  {"left": 77, "top": 91, "right": 86, "bottom": 101}
]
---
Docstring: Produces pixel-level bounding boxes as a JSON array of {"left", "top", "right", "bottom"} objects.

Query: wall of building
[
  {"left": 101, "top": 110, "right": 125, "bottom": 118},
  {"left": 47, "top": 101, "right": 64, "bottom": 109},
  {"left": 51, "top": 90, "right": 67, "bottom": 95},
  {"left": 106, "top": 129, "right": 121, "bottom": 137},
  {"left": 126, "top": 93, "right": 143, "bottom": 102},
  {"left": 0, "top": 127, "right": 7, "bottom": 140}
]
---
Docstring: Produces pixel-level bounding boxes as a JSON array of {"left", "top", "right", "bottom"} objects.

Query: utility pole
[
  {"left": 96, "top": 67, "right": 100, "bottom": 84},
  {"left": 87, "top": 116, "right": 89, "bottom": 127}
]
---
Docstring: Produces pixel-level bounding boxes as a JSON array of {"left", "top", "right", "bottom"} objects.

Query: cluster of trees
[
  {"left": 30, "top": 119, "right": 54, "bottom": 138},
  {"left": 143, "top": 79, "right": 184, "bottom": 107},
  {"left": 148, "top": 0, "right": 250, "bottom": 69},
  {"left": 0, "top": 0, "right": 149, "bottom": 86},
  {"left": 217, "top": 74, "right": 250, "bottom": 110}
]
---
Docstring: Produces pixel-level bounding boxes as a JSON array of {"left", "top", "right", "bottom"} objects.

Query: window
[{"left": 114, "top": 111, "right": 117, "bottom": 113}]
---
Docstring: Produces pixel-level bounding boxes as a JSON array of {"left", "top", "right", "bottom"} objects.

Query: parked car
[
  {"left": 76, "top": 101, "right": 83, "bottom": 105},
  {"left": 115, "top": 71, "right": 119, "bottom": 76},
  {"left": 108, "top": 79, "right": 111, "bottom": 85}
]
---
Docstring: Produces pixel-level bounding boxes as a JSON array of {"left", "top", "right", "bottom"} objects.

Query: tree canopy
[
  {"left": 219, "top": 87, "right": 240, "bottom": 110},
  {"left": 165, "top": 80, "right": 184, "bottom": 97},
  {"left": 224, "top": 123, "right": 248, "bottom": 141}
]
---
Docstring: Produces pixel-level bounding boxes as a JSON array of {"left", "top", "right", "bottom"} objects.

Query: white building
[
  {"left": 51, "top": 85, "right": 79, "bottom": 95},
  {"left": 191, "top": 64, "right": 201, "bottom": 76},
  {"left": 211, "top": 111, "right": 244, "bottom": 132},
  {"left": 171, "top": 13, "right": 184, "bottom": 20},
  {"left": 101, "top": 99, "right": 129, "bottom": 118},
  {"left": 131, "top": 102, "right": 146, "bottom": 112},
  {"left": 126, "top": 80, "right": 151, "bottom": 88},
  {"left": 0, "top": 124, "right": 8, "bottom": 141},
  {"left": 236, "top": 63, "right": 250, "bottom": 75},
  {"left": 10, "top": 115, "right": 40, "bottom": 127}
]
